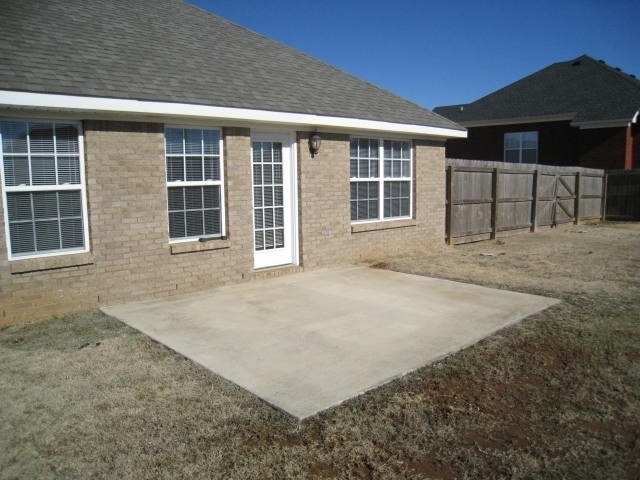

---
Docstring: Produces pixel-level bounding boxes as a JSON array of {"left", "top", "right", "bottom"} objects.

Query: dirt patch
[
  {"left": 307, "top": 460, "right": 339, "bottom": 479},
  {"left": 465, "top": 424, "right": 530, "bottom": 449},
  {"left": 1, "top": 222, "right": 639, "bottom": 479},
  {"left": 408, "top": 454, "right": 460, "bottom": 479},
  {"left": 512, "top": 337, "right": 592, "bottom": 375}
]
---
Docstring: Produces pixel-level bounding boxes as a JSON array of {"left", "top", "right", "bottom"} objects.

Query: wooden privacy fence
[
  {"left": 604, "top": 170, "right": 640, "bottom": 220},
  {"left": 446, "top": 159, "right": 605, "bottom": 244}
]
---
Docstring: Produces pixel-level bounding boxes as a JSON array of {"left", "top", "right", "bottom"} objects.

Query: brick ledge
[
  {"left": 170, "top": 239, "right": 231, "bottom": 255},
  {"left": 351, "top": 219, "right": 417, "bottom": 234},
  {"left": 10, "top": 252, "right": 94, "bottom": 274}
]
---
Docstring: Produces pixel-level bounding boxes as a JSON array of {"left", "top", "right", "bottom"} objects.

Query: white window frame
[
  {"left": 164, "top": 125, "right": 225, "bottom": 243},
  {"left": 504, "top": 131, "right": 538, "bottom": 164},
  {"left": 349, "top": 136, "right": 413, "bottom": 224},
  {"left": 0, "top": 119, "right": 89, "bottom": 261}
]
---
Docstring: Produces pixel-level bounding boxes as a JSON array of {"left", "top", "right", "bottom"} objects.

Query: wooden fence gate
[{"left": 446, "top": 159, "right": 605, "bottom": 245}]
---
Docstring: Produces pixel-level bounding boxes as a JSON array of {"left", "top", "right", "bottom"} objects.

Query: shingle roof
[
  {"left": 434, "top": 55, "right": 640, "bottom": 126},
  {"left": 0, "top": 0, "right": 462, "bottom": 131}
]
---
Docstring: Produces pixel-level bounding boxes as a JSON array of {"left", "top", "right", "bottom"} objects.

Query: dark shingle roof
[
  {"left": 434, "top": 55, "right": 640, "bottom": 125},
  {"left": 0, "top": 0, "right": 462, "bottom": 131}
]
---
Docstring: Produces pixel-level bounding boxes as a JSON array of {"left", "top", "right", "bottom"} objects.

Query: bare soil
[{"left": 1, "top": 222, "right": 639, "bottom": 479}]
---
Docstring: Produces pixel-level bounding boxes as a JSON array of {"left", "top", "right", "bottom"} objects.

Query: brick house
[
  {"left": 434, "top": 55, "right": 640, "bottom": 170},
  {"left": 0, "top": 0, "right": 465, "bottom": 324}
]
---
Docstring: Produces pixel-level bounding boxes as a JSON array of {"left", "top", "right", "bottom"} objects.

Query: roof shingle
[
  {"left": 0, "top": 0, "right": 462, "bottom": 131},
  {"left": 434, "top": 55, "right": 640, "bottom": 125}
]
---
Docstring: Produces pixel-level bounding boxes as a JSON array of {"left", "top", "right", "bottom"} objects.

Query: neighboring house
[
  {"left": 434, "top": 55, "right": 640, "bottom": 170},
  {"left": 0, "top": 0, "right": 465, "bottom": 324}
]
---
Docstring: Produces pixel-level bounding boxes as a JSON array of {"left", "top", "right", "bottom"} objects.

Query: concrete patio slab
[{"left": 102, "top": 266, "right": 559, "bottom": 419}]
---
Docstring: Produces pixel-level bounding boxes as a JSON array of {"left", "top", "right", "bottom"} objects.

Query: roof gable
[
  {"left": 0, "top": 0, "right": 462, "bottom": 132},
  {"left": 434, "top": 55, "right": 640, "bottom": 126}
]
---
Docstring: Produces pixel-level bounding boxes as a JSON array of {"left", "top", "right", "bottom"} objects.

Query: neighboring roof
[
  {"left": 434, "top": 55, "right": 640, "bottom": 127},
  {"left": 0, "top": 0, "right": 463, "bottom": 133}
]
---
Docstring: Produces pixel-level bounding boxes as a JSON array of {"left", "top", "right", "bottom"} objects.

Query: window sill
[
  {"left": 351, "top": 219, "right": 417, "bottom": 234},
  {"left": 10, "top": 252, "right": 94, "bottom": 274},
  {"left": 170, "top": 239, "right": 231, "bottom": 255}
]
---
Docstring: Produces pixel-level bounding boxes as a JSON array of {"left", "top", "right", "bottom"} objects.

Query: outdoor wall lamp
[{"left": 308, "top": 132, "right": 322, "bottom": 158}]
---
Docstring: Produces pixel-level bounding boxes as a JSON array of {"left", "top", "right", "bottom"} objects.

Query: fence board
[
  {"left": 581, "top": 175, "right": 603, "bottom": 196},
  {"left": 497, "top": 200, "right": 532, "bottom": 231},
  {"left": 604, "top": 170, "right": 640, "bottom": 220},
  {"left": 498, "top": 172, "right": 533, "bottom": 199},
  {"left": 452, "top": 203, "right": 492, "bottom": 237},
  {"left": 536, "top": 201, "right": 555, "bottom": 226},
  {"left": 445, "top": 159, "right": 605, "bottom": 244},
  {"left": 581, "top": 197, "right": 603, "bottom": 219},
  {"left": 558, "top": 175, "right": 575, "bottom": 197},
  {"left": 453, "top": 170, "right": 492, "bottom": 203},
  {"left": 556, "top": 199, "right": 574, "bottom": 223},
  {"left": 538, "top": 174, "right": 557, "bottom": 197}
]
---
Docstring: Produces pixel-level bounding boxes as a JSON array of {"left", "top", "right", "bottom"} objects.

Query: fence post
[
  {"left": 601, "top": 172, "right": 608, "bottom": 221},
  {"left": 491, "top": 167, "right": 500, "bottom": 239},
  {"left": 531, "top": 169, "right": 539, "bottom": 232},
  {"left": 552, "top": 174, "right": 559, "bottom": 226},
  {"left": 447, "top": 165, "right": 455, "bottom": 245},
  {"left": 574, "top": 171, "right": 581, "bottom": 224}
]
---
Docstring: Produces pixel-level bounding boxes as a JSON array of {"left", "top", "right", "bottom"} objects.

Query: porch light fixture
[{"left": 308, "top": 132, "right": 322, "bottom": 158}]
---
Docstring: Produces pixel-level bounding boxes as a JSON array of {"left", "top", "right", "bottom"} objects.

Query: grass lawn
[{"left": 1, "top": 222, "right": 639, "bottom": 479}]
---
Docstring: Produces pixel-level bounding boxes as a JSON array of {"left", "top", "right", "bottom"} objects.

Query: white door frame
[{"left": 251, "top": 130, "right": 298, "bottom": 269}]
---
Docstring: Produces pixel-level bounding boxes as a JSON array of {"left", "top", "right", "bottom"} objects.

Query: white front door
[{"left": 251, "top": 132, "right": 297, "bottom": 269}]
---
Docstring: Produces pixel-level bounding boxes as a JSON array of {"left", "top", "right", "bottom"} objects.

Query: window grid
[
  {"left": 504, "top": 131, "right": 538, "bottom": 164},
  {"left": 350, "top": 137, "right": 412, "bottom": 222},
  {"left": 165, "top": 127, "right": 224, "bottom": 242},
  {"left": 252, "top": 141, "right": 285, "bottom": 251},
  {"left": 1, "top": 120, "right": 88, "bottom": 259}
]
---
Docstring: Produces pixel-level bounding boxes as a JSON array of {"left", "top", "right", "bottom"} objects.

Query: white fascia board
[{"left": 0, "top": 90, "right": 467, "bottom": 139}]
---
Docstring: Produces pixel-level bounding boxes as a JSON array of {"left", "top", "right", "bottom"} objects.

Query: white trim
[
  {"left": 0, "top": 119, "right": 90, "bottom": 261},
  {"left": 251, "top": 131, "right": 298, "bottom": 269},
  {"left": 3, "top": 184, "right": 85, "bottom": 192},
  {"left": 291, "top": 137, "right": 299, "bottom": 266},
  {"left": 350, "top": 216, "right": 412, "bottom": 225},
  {"left": 0, "top": 90, "right": 467, "bottom": 139},
  {"left": 349, "top": 137, "right": 413, "bottom": 224},
  {"left": 163, "top": 125, "right": 225, "bottom": 243},
  {"left": 632, "top": 110, "right": 639, "bottom": 124}
]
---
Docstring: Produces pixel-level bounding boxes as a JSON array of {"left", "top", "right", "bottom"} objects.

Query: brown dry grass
[{"left": 1, "top": 222, "right": 639, "bottom": 479}]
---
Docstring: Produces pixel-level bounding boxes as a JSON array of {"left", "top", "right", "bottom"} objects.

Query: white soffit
[{"left": 0, "top": 90, "right": 467, "bottom": 139}]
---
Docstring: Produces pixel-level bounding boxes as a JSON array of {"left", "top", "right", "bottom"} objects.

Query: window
[
  {"left": 165, "top": 127, "right": 224, "bottom": 241},
  {"left": 0, "top": 120, "right": 88, "bottom": 259},
  {"left": 252, "top": 141, "right": 285, "bottom": 251},
  {"left": 350, "top": 137, "right": 412, "bottom": 222},
  {"left": 504, "top": 131, "right": 538, "bottom": 164}
]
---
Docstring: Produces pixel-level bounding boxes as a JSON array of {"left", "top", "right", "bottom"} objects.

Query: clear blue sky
[{"left": 191, "top": 0, "right": 639, "bottom": 110}]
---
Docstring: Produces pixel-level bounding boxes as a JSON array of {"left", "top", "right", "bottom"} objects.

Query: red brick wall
[
  {"left": 633, "top": 124, "right": 640, "bottom": 170},
  {"left": 578, "top": 127, "right": 627, "bottom": 170},
  {"left": 445, "top": 121, "right": 579, "bottom": 166}
]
